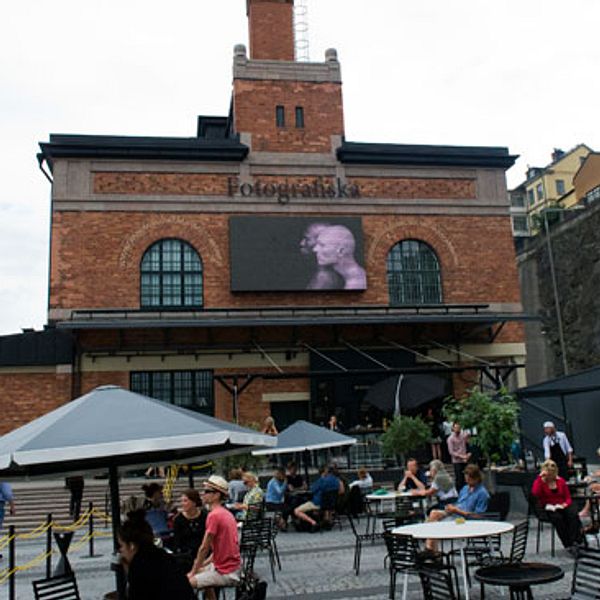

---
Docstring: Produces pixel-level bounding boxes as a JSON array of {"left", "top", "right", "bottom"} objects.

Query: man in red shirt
[{"left": 188, "top": 475, "right": 241, "bottom": 599}]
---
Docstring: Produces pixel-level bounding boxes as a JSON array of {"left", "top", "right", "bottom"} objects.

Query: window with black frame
[
  {"left": 140, "top": 239, "right": 203, "bottom": 308},
  {"left": 386, "top": 240, "right": 442, "bottom": 305},
  {"left": 130, "top": 370, "right": 214, "bottom": 415}
]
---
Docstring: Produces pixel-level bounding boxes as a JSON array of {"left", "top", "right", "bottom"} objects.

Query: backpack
[{"left": 236, "top": 577, "right": 267, "bottom": 600}]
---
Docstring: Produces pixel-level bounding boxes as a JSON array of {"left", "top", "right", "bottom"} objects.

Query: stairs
[{"left": 1, "top": 477, "right": 194, "bottom": 534}]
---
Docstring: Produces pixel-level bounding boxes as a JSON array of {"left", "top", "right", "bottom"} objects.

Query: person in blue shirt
[
  {"left": 425, "top": 464, "right": 490, "bottom": 552},
  {"left": 0, "top": 482, "right": 15, "bottom": 560},
  {"left": 294, "top": 465, "right": 341, "bottom": 531},
  {"left": 265, "top": 467, "right": 289, "bottom": 530}
]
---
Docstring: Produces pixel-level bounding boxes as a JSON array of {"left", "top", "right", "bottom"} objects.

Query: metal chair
[
  {"left": 382, "top": 531, "right": 420, "bottom": 600},
  {"left": 240, "top": 517, "right": 280, "bottom": 582},
  {"left": 320, "top": 488, "right": 343, "bottom": 530},
  {"left": 523, "top": 486, "right": 556, "bottom": 557},
  {"left": 418, "top": 565, "right": 461, "bottom": 600},
  {"left": 347, "top": 514, "right": 379, "bottom": 575},
  {"left": 32, "top": 573, "right": 81, "bottom": 600},
  {"left": 479, "top": 520, "right": 530, "bottom": 599},
  {"left": 570, "top": 546, "right": 600, "bottom": 599}
]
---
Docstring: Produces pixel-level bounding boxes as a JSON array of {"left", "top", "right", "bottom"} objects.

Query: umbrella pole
[
  {"left": 109, "top": 464, "right": 127, "bottom": 600},
  {"left": 303, "top": 449, "right": 310, "bottom": 487}
]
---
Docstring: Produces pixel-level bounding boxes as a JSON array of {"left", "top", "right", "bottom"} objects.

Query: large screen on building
[{"left": 229, "top": 216, "right": 367, "bottom": 292}]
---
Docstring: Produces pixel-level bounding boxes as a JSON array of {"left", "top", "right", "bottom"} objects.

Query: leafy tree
[
  {"left": 381, "top": 415, "right": 431, "bottom": 465},
  {"left": 443, "top": 387, "right": 520, "bottom": 465}
]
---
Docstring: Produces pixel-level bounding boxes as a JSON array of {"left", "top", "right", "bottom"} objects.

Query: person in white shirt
[
  {"left": 349, "top": 467, "right": 373, "bottom": 491},
  {"left": 542, "top": 421, "right": 574, "bottom": 480}
]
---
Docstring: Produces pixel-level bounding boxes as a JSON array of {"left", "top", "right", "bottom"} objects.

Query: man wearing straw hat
[{"left": 187, "top": 475, "right": 241, "bottom": 599}]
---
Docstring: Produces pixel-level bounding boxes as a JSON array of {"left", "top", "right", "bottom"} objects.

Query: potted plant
[
  {"left": 380, "top": 415, "right": 431, "bottom": 467},
  {"left": 443, "top": 387, "right": 520, "bottom": 489}
]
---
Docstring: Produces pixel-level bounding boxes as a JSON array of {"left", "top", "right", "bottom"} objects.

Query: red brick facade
[
  {"left": 0, "top": 372, "right": 71, "bottom": 435},
  {"left": 247, "top": 0, "right": 295, "bottom": 61}
]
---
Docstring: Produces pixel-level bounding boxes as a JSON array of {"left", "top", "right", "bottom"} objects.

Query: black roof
[
  {"left": 0, "top": 329, "right": 74, "bottom": 367},
  {"left": 38, "top": 133, "right": 249, "bottom": 172},
  {"left": 337, "top": 141, "right": 517, "bottom": 169}
]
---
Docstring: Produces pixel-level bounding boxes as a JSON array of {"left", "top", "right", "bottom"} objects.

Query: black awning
[{"left": 56, "top": 305, "right": 535, "bottom": 330}]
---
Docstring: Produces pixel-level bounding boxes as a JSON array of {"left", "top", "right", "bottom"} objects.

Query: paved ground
[{"left": 5, "top": 513, "right": 596, "bottom": 600}]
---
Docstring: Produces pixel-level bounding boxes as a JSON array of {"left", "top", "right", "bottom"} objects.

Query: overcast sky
[{"left": 1, "top": 0, "right": 599, "bottom": 335}]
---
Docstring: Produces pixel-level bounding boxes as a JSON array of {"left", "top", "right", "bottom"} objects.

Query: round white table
[
  {"left": 392, "top": 520, "right": 514, "bottom": 600},
  {"left": 365, "top": 491, "right": 427, "bottom": 534}
]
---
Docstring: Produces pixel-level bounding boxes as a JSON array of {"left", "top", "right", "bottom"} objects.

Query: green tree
[
  {"left": 443, "top": 387, "right": 520, "bottom": 465},
  {"left": 380, "top": 415, "right": 431, "bottom": 465}
]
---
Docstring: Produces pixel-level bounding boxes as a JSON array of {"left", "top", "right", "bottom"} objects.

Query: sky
[{"left": 1, "top": 0, "right": 599, "bottom": 336}]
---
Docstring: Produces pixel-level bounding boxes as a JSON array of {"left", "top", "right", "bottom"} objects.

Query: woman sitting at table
[
  {"left": 531, "top": 459, "right": 583, "bottom": 552},
  {"left": 425, "top": 464, "right": 489, "bottom": 552},
  {"left": 266, "top": 467, "right": 290, "bottom": 530},
  {"left": 172, "top": 489, "right": 207, "bottom": 571},
  {"left": 233, "top": 471, "right": 264, "bottom": 521},
  {"left": 411, "top": 459, "right": 458, "bottom": 509},
  {"left": 118, "top": 510, "right": 195, "bottom": 599}
]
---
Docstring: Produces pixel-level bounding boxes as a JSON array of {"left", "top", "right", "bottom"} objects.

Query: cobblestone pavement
[{"left": 5, "top": 516, "right": 595, "bottom": 599}]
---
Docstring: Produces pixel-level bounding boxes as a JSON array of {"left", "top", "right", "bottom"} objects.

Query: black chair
[
  {"left": 487, "top": 491, "right": 511, "bottom": 521},
  {"left": 418, "top": 566, "right": 461, "bottom": 600},
  {"left": 383, "top": 531, "right": 420, "bottom": 599},
  {"left": 570, "top": 546, "right": 600, "bottom": 599},
  {"left": 525, "top": 490, "right": 556, "bottom": 557},
  {"left": 347, "top": 514, "right": 380, "bottom": 575},
  {"left": 479, "top": 520, "right": 530, "bottom": 599},
  {"left": 240, "top": 518, "right": 280, "bottom": 582},
  {"left": 32, "top": 573, "right": 81, "bottom": 600}
]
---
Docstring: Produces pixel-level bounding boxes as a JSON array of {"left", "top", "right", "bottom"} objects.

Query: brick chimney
[{"left": 247, "top": 0, "right": 295, "bottom": 61}]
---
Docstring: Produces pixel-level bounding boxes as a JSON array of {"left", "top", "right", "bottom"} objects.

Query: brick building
[{"left": 0, "top": 0, "right": 527, "bottom": 434}]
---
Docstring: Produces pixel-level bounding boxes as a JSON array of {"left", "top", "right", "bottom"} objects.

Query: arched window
[
  {"left": 386, "top": 240, "right": 442, "bottom": 305},
  {"left": 140, "top": 239, "right": 203, "bottom": 308}
]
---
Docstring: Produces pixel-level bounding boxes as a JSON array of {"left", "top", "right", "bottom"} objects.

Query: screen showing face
[{"left": 229, "top": 216, "right": 367, "bottom": 292}]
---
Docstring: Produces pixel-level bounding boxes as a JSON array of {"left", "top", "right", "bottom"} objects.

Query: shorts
[
  {"left": 296, "top": 501, "right": 319, "bottom": 513},
  {"left": 193, "top": 562, "right": 240, "bottom": 589}
]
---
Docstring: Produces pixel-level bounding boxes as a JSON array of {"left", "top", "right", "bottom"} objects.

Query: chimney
[
  {"left": 551, "top": 148, "right": 565, "bottom": 162},
  {"left": 247, "top": 0, "right": 295, "bottom": 61}
]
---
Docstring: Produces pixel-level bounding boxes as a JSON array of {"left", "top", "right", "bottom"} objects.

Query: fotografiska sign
[{"left": 227, "top": 177, "right": 360, "bottom": 204}]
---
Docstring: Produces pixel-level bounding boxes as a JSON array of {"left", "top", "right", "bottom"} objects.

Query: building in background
[
  {"left": 574, "top": 152, "right": 600, "bottom": 206},
  {"left": 509, "top": 144, "right": 592, "bottom": 239},
  {"left": 0, "top": 0, "right": 527, "bottom": 435}
]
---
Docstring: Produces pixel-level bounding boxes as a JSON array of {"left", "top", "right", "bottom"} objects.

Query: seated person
[
  {"left": 119, "top": 510, "right": 195, "bottom": 600},
  {"left": 532, "top": 459, "right": 583, "bottom": 552},
  {"left": 294, "top": 465, "right": 342, "bottom": 529},
  {"left": 232, "top": 471, "right": 264, "bottom": 521},
  {"left": 286, "top": 461, "right": 305, "bottom": 491},
  {"left": 141, "top": 483, "right": 172, "bottom": 540},
  {"left": 426, "top": 464, "right": 489, "bottom": 552},
  {"left": 349, "top": 467, "right": 373, "bottom": 492},
  {"left": 172, "top": 489, "right": 207, "bottom": 571},
  {"left": 266, "top": 467, "right": 290, "bottom": 529},
  {"left": 411, "top": 459, "right": 457, "bottom": 509},
  {"left": 579, "top": 446, "right": 600, "bottom": 518},
  {"left": 227, "top": 468, "right": 247, "bottom": 504},
  {"left": 397, "top": 458, "right": 428, "bottom": 491}
]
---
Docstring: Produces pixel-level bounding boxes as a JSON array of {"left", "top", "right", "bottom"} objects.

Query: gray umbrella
[
  {"left": 0, "top": 385, "right": 275, "bottom": 597},
  {"left": 252, "top": 420, "right": 356, "bottom": 483}
]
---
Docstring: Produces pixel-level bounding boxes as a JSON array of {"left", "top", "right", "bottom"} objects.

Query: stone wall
[{"left": 517, "top": 202, "right": 600, "bottom": 382}]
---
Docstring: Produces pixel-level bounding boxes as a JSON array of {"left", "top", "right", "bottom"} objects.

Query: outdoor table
[
  {"left": 364, "top": 491, "right": 425, "bottom": 535},
  {"left": 393, "top": 519, "right": 514, "bottom": 600},
  {"left": 475, "top": 562, "right": 564, "bottom": 598}
]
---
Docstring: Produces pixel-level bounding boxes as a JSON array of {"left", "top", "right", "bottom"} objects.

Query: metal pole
[
  {"left": 109, "top": 464, "right": 127, "bottom": 600},
  {"left": 8, "top": 525, "right": 15, "bottom": 600},
  {"left": 543, "top": 210, "right": 569, "bottom": 375},
  {"left": 233, "top": 381, "right": 239, "bottom": 424},
  {"left": 88, "top": 501, "right": 95, "bottom": 558},
  {"left": 45, "top": 513, "right": 52, "bottom": 578}
]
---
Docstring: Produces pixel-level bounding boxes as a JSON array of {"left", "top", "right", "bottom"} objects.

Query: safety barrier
[{"left": 0, "top": 502, "right": 111, "bottom": 599}]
